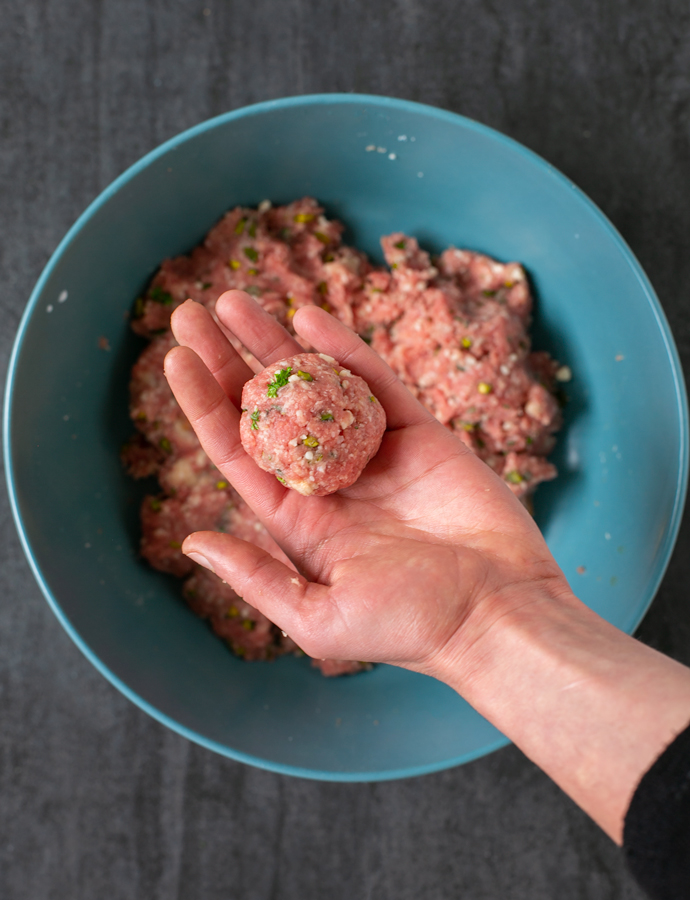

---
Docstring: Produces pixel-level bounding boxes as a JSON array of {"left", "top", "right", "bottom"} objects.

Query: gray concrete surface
[{"left": 2, "top": 1, "right": 689, "bottom": 897}]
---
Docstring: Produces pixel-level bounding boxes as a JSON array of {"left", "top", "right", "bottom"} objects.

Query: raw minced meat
[
  {"left": 240, "top": 352, "right": 386, "bottom": 495},
  {"left": 123, "top": 197, "right": 566, "bottom": 674}
]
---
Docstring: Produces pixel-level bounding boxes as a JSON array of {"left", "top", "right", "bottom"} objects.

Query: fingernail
[{"left": 185, "top": 551, "right": 215, "bottom": 573}]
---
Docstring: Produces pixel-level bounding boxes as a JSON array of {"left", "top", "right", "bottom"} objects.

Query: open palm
[{"left": 164, "top": 291, "right": 570, "bottom": 678}]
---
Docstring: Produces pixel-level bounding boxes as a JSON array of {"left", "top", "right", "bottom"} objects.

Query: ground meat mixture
[
  {"left": 122, "top": 197, "right": 566, "bottom": 674},
  {"left": 240, "top": 352, "right": 386, "bottom": 495}
]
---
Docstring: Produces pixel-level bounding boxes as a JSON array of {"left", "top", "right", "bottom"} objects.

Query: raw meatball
[{"left": 239, "top": 352, "right": 386, "bottom": 496}]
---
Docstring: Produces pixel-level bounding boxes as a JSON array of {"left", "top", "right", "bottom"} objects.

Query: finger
[
  {"left": 216, "top": 290, "right": 303, "bottom": 367},
  {"left": 293, "top": 305, "right": 434, "bottom": 431},
  {"left": 164, "top": 345, "right": 287, "bottom": 514},
  {"left": 170, "top": 299, "right": 252, "bottom": 408},
  {"left": 182, "top": 530, "right": 332, "bottom": 656}
]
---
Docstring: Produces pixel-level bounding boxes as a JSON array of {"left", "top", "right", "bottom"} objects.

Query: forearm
[{"left": 434, "top": 588, "right": 690, "bottom": 843}]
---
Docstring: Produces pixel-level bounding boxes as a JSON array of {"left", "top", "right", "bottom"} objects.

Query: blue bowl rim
[{"left": 4, "top": 92, "right": 688, "bottom": 782}]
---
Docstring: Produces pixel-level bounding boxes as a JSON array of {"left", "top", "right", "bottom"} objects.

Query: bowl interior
[{"left": 5, "top": 95, "right": 687, "bottom": 779}]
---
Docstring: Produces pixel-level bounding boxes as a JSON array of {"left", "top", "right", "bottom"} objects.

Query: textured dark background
[{"left": 2, "top": 1, "right": 689, "bottom": 897}]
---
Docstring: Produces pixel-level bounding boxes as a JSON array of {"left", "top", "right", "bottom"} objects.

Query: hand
[
  {"left": 165, "top": 292, "right": 690, "bottom": 845},
  {"left": 163, "top": 290, "right": 571, "bottom": 680}
]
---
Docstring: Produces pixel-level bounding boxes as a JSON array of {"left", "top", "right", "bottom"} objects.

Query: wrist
[{"left": 426, "top": 575, "right": 578, "bottom": 693}]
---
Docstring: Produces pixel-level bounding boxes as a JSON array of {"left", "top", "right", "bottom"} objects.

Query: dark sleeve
[{"left": 623, "top": 720, "right": 690, "bottom": 900}]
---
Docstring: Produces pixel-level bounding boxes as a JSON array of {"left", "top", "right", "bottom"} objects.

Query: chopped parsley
[
  {"left": 505, "top": 470, "right": 524, "bottom": 484},
  {"left": 216, "top": 480, "right": 228, "bottom": 489},
  {"left": 320, "top": 411, "right": 334, "bottom": 421},
  {"left": 276, "top": 475, "right": 286, "bottom": 484},
  {"left": 248, "top": 220, "right": 257, "bottom": 238},
  {"left": 303, "top": 435, "right": 319, "bottom": 448},
  {"left": 243, "top": 247, "right": 259, "bottom": 262},
  {"left": 149, "top": 285, "right": 173, "bottom": 305},
  {"left": 201, "top": 282, "right": 212, "bottom": 290},
  {"left": 267, "top": 368, "right": 292, "bottom": 397},
  {"left": 250, "top": 409, "right": 260, "bottom": 430},
  {"left": 296, "top": 369, "right": 313, "bottom": 381},
  {"left": 234, "top": 218, "right": 246, "bottom": 235},
  {"left": 169, "top": 540, "right": 182, "bottom": 549},
  {"left": 315, "top": 231, "right": 330, "bottom": 244},
  {"left": 229, "top": 259, "right": 240, "bottom": 270},
  {"left": 317, "top": 281, "right": 328, "bottom": 295},
  {"left": 393, "top": 239, "right": 406, "bottom": 249},
  {"left": 159, "top": 437, "right": 172, "bottom": 453},
  {"left": 294, "top": 212, "right": 315, "bottom": 223}
]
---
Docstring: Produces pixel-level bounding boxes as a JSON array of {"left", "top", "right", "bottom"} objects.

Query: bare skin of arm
[{"left": 164, "top": 291, "right": 690, "bottom": 844}]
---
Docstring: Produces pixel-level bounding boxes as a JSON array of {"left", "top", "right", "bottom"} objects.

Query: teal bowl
[{"left": 5, "top": 95, "right": 688, "bottom": 780}]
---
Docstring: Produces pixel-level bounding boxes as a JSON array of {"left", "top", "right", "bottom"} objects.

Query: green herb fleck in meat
[
  {"left": 248, "top": 220, "right": 257, "bottom": 238},
  {"left": 317, "top": 281, "right": 328, "bottom": 295},
  {"left": 461, "top": 337, "right": 472, "bottom": 349},
  {"left": 216, "top": 480, "right": 228, "bottom": 489},
  {"left": 482, "top": 289, "right": 497, "bottom": 297},
  {"left": 250, "top": 409, "right": 260, "bottom": 430},
  {"left": 159, "top": 437, "right": 172, "bottom": 453},
  {"left": 294, "top": 213, "right": 315, "bottom": 223},
  {"left": 276, "top": 475, "right": 286, "bottom": 484},
  {"left": 315, "top": 231, "right": 330, "bottom": 244},
  {"left": 201, "top": 282, "right": 212, "bottom": 290},
  {"left": 169, "top": 540, "right": 182, "bottom": 549},
  {"left": 303, "top": 435, "right": 319, "bottom": 448},
  {"left": 246, "top": 285, "right": 262, "bottom": 297},
  {"left": 150, "top": 498, "right": 162, "bottom": 512},
  {"left": 133, "top": 297, "right": 145, "bottom": 318},
  {"left": 234, "top": 217, "right": 246, "bottom": 235},
  {"left": 394, "top": 240, "right": 406, "bottom": 249},
  {"left": 242, "top": 618, "right": 255, "bottom": 631},
  {"left": 320, "top": 411, "right": 334, "bottom": 421},
  {"left": 267, "top": 368, "right": 292, "bottom": 397},
  {"left": 229, "top": 259, "right": 240, "bottom": 270},
  {"left": 297, "top": 369, "right": 313, "bottom": 382},
  {"left": 505, "top": 470, "right": 524, "bottom": 484},
  {"left": 149, "top": 285, "right": 173, "bottom": 305},
  {"left": 244, "top": 247, "right": 259, "bottom": 262},
  {"left": 477, "top": 382, "right": 492, "bottom": 395}
]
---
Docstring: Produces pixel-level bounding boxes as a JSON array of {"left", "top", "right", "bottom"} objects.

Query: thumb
[{"left": 181, "top": 531, "right": 330, "bottom": 653}]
